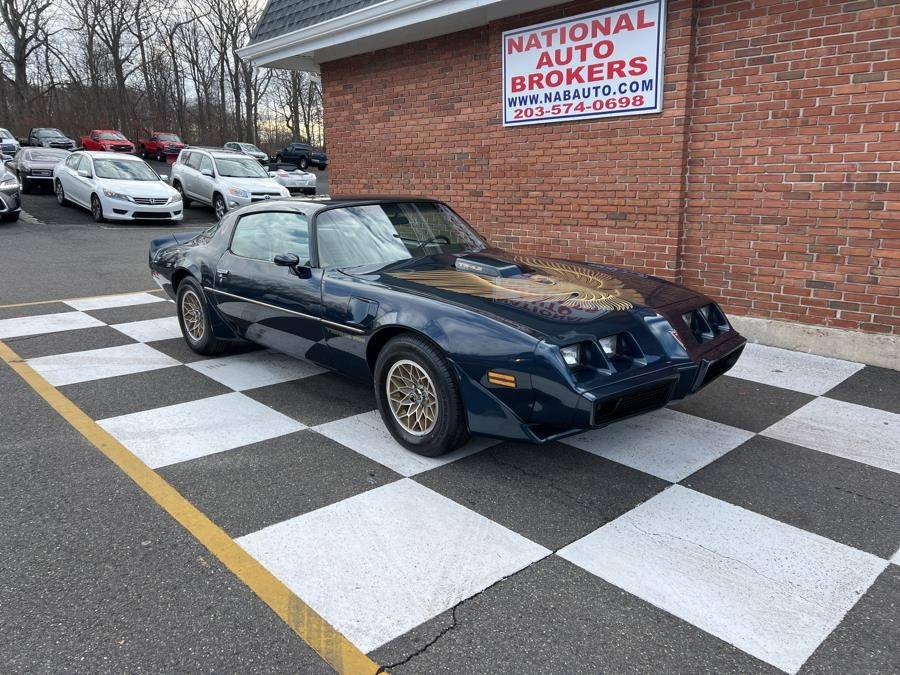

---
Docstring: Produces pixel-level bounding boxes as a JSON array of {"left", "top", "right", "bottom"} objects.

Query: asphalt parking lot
[{"left": 1, "top": 200, "right": 897, "bottom": 673}]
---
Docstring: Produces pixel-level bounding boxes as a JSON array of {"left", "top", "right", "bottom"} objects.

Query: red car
[
  {"left": 138, "top": 132, "right": 186, "bottom": 163},
  {"left": 79, "top": 129, "right": 135, "bottom": 153}
]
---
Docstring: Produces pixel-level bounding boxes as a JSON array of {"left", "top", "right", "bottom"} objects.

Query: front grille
[
  {"left": 592, "top": 381, "right": 673, "bottom": 426},
  {"left": 112, "top": 145, "right": 132, "bottom": 152},
  {"left": 0, "top": 143, "right": 16, "bottom": 152},
  {"left": 132, "top": 197, "right": 167, "bottom": 205},
  {"left": 250, "top": 193, "right": 281, "bottom": 201},
  {"left": 133, "top": 211, "right": 172, "bottom": 219},
  {"left": 287, "top": 186, "right": 315, "bottom": 195}
]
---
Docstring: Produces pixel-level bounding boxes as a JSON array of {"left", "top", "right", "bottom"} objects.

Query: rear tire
[
  {"left": 374, "top": 334, "right": 469, "bottom": 456},
  {"left": 1, "top": 211, "right": 19, "bottom": 222},
  {"left": 176, "top": 277, "right": 227, "bottom": 356},
  {"left": 298, "top": 156, "right": 309, "bottom": 171},
  {"left": 173, "top": 180, "right": 191, "bottom": 208}
]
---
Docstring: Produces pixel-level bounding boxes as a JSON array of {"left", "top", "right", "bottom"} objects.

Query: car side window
[
  {"left": 198, "top": 155, "right": 213, "bottom": 175},
  {"left": 230, "top": 212, "right": 310, "bottom": 264},
  {"left": 77, "top": 156, "right": 92, "bottom": 176},
  {"left": 187, "top": 153, "right": 202, "bottom": 171},
  {"left": 65, "top": 154, "right": 80, "bottom": 169}
]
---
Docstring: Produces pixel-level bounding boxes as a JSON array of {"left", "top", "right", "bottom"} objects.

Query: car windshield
[
  {"left": 214, "top": 157, "right": 268, "bottom": 178},
  {"left": 157, "top": 133, "right": 180, "bottom": 142},
  {"left": 26, "top": 150, "right": 67, "bottom": 161},
  {"left": 94, "top": 159, "right": 159, "bottom": 181},
  {"left": 97, "top": 132, "right": 126, "bottom": 140},
  {"left": 37, "top": 129, "right": 65, "bottom": 138},
  {"left": 0, "top": 128, "right": 12, "bottom": 139},
  {"left": 239, "top": 144, "right": 262, "bottom": 153},
  {"left": 316, "top": 202, "right": 487, "bottom": 269}
]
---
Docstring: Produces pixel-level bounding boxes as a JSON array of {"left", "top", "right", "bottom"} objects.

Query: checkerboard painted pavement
[{"left": 2, "top": 291, "right": 898, "bottom": 673}]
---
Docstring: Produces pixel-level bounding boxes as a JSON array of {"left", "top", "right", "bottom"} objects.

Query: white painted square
[
  {"left": 313, "top": 410, "right": 497, "bottom": 476},
  {"left": 237, "top": 479, "right": 549, "bottom": 652},
  {"left": 187, "top": 350, "right": 324, "bottom": 391},
  {"left": 728, "top": 343, "right": 863, "bottom": 395},
  {"left": 563, "top": 408, "right": 754, "bottom": 482},
  {"left": 97, "top": 392, "right": 304, "bottom": 468},
  {"left": 763, "top": 397, "right": 900, "bottom": 474},
  {"left": 27, "top": 343, "right": 178, "bottom": 386},
  {"left": 559, "top": 486, "right": 886, "bottom": 673},
  {"left": 111, "top": 316, "right": 181, "bottom": 343},
  {"left": 0, "top": 311, "right": 103, "bottom": 339},
  {"left": 64, "top": 292, "right": 165, "bottom": 311}
]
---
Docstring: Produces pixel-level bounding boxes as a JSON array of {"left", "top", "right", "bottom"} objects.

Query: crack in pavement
[
  {"left": 626, "top": 521, "right": 833, "bottom": 611},
  {"left": 832, "top": 485, "right": 899, "bottom": 510},
  {"left": 377, "top": 553, "right": 554, "bottom": 672}
]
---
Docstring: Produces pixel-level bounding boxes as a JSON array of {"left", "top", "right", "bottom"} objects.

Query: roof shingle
[{"left": 252, "top": 0, "right": 385, "bottom": 44}]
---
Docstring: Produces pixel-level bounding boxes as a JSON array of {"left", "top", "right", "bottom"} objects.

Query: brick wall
[{"left": 322, "top": 0, "right": 899, "bottom": 334}]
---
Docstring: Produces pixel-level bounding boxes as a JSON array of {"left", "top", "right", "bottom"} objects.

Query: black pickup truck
[{"left": 273, "top": 142, "right": 327, "bottom": 171}]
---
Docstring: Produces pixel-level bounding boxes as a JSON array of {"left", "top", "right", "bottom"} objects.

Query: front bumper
[
  {"left": 460, "top": 331, "right": 746, "bottom": 444},
  {"left": 0, "top": 187, "right": 21, "bottom": 214},
  {"left": 104, "top": 196, "right": 183, "bottom": 221},
  {"left": 226, "top": 192, "right": 286, "bottom": 209}
]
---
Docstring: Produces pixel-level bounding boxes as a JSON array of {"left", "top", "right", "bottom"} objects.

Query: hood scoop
[{"left": 454, "top": 256, "right": 521, "bottom": 278}]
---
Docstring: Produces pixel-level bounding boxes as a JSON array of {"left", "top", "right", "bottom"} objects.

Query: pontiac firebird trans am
[{"left": 148, "top": 198, "right": 745, "bottom": 457}]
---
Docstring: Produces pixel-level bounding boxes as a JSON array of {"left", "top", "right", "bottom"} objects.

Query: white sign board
[{"left": 502, "top": 0, "right": 666, "bottom": 126}]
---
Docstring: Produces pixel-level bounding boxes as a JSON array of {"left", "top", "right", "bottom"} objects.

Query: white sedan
[
  {"left": 53, "top": 151, "right": 183, "bottom": 222},
  {"left": 268, "top": 165, "right": 317, "bottom": 195}
]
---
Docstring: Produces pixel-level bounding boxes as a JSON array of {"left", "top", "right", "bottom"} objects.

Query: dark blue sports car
[{"left": 149, "top": 198, "right": 745, "bottom": 456}]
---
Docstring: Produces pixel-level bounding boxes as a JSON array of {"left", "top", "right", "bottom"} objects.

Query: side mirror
[
  {"left": 274, "top": 253, "right": 300, "bottom": 267},
  {"left": 158, "top": 174, "right": 168, "bottom": 181},
  {"left": 201, "top": 169, "right": 213, "bottom": 177},
  {"left": 77, "top": 169, "right": 92, "bottom": 179}
]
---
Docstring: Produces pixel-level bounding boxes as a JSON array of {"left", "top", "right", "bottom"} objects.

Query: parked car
[
  {"left": 139, "top": 132, "right": 186, "bottom": 162},
  {"left": 0, "top": 160, "right": 21, "bottom": 222},
  {"left": 54, "top": 151, "right": 182, "bottom": 222},
  {"left": 268, "top": 164, "right": 316, "bottom": 195},
  {"left": 223, "top": 141, "right": 269, "bottom": 164},
  {"left": 25, "top": 127, "right": 76, "bottom": 150},
  {"left": 169, "top": 147, "right": 288, "bottom": 219},
  {"left": 8, "top": 147, "right": 70, "bottom": 193},
  {"left": 80, "top": 129, "right": 135, "bottom": 153},
  {"left": 148, "top": 197, "right": 745, "bottom": 456},
  {"left": 0, "top": 127, "right": 20, "bottom": 155},
  {"left": 274, "top": 142, "right": 327, "bottom": 171}
]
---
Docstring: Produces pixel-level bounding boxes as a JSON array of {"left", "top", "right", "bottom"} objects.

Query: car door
[
  {"left": 63, "top": 155, "right": 89, "bottom": 206},
  {"left": 196, "top": 154, "right": 216, "bottom": 205},
  {"left": 212, "top": 209, "right": 328, "bottom": 362},
  {"left": 181, "top": 152, "right": 202, "bottom": 201}
]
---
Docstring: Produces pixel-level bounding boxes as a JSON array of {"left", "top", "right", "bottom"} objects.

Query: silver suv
[{"left": 170, "top": 148, "right": 289, "bottom": 219}]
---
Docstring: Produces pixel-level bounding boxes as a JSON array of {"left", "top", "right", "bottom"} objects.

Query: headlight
[
  {"left": 560, "top": 344, "right": 584, "bottom": 368},
  {"left": 168, "top": 193, "right": 182, "bottom": 204},
  {"left": 598, "top": 335, "right": 618, "bottom": 357},
  {"left": 228, "top": 186, "right": 250, "bottom": 199},
  {"left": 280, "top": 187, "right": 290, "bottom": 197},
  {"left": 0, "top": 178, "right": 18, "bottom": 190},
  {"left": 102, "top": 188, "right": 132, "bottom": 202}
]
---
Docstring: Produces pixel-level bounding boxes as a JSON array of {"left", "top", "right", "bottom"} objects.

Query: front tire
[
  {"left": 157, "top": 150, "right": 165, "bottom": 163},
  {"left": 176, "top": 278, "right": 227, "bottom": 355},
  {"left": 90, "top": 194, "right": 105, "bottom": 222},
  {"left": 1, "top": 211, "right": 19, "bottom": 222},
  {"left": 374, "top": 335, "right": 469, "bottom": 456},
  {"left": 213, "top": 193, "right": 227, "bottom": 220},
  {"left": 55, "top": 179, "right": 69, "bottom": 206},
  {"left": 298, "top": 156, "right": 309, "bottom": 171}
]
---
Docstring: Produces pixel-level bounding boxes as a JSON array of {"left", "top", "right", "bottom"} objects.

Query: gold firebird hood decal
[{"left": 390, "top": 256, "right": 644, "bottom": 312}]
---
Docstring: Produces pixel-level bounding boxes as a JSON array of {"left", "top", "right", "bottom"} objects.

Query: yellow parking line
[
  {"left": 0, "top": 339, "right": 380, "bottom": 675},
  {"left": 0, "top": 288, "right": 164, "bottom": 310}
]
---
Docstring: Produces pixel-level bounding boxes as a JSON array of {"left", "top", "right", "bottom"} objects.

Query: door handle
[{"left": 217, "top": 269, "right": 230, "bottom": 278}]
